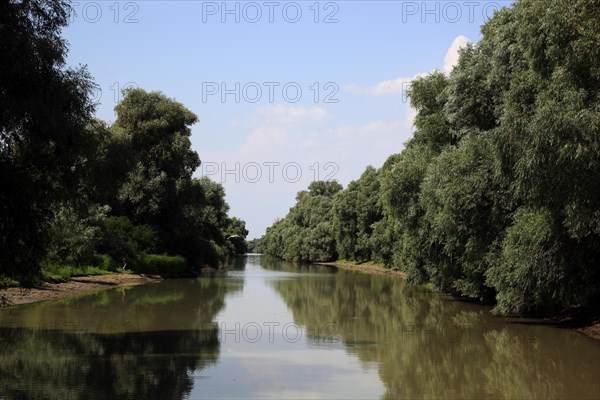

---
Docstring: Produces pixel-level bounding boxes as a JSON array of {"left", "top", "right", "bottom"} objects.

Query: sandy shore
[
  {"left": 0, "top": 273, "right": 162, "bottom": 307},
  {"left": 317, "top": 261, "right": 600, "bottom": 341}
]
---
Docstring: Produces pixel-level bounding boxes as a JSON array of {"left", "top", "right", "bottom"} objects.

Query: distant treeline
[
  {"left": 0, "top": 0, "right": 247, "bottom": 283},
  {"left": 261, "top": 0, "right": 600, "bottom": 316}
]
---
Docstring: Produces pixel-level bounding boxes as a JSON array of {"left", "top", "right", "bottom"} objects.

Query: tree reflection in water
[
  {"left": 0, "top": 276, "right": 240, "bottom": 399},
  {"left": 262, "top": 257, "right": 600, "bottom": 400}
]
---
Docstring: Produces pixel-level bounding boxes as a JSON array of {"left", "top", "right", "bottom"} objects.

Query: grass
[
  {"left": 0, "top": 274, "right": 19, "bottom": 289},
  {"left": 40, "top": 254, "right": 122, "bottom": 281},
  {"left": 41, "top": 264, "right": 115, "bottom": 281},
  {"left": 5, "top": 253, "right": 190, "bottom": 286},
  {"left": 130, "top": 253, "right": 189, "bottom": 276}
]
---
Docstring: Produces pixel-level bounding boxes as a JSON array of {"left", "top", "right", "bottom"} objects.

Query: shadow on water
[
  {"left": 262, "top": 257, "right": 600, "bottom": 400},
  {"left": 0, "top": 276, "right": 241, "bottom": 400}
]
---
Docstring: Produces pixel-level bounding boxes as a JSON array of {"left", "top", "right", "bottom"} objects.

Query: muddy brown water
[{"left": 0, "top": 254, "right": 598, "bottom": 399}]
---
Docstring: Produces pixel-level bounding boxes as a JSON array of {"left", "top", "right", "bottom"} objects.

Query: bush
[
  {"left": 99, "top": 216, "right": 160, "bottom": 260},
  {"left": 131, "top": 253, "right": 188, "bottom": 276},
  {"left": 46, "top": 205, "right": 108, "bottom": 266},
  {"left": 93, "top": 254, "right": 120, "bottom": 271}
]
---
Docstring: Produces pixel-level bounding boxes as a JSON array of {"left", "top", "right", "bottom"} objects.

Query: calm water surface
[{"left": 1, "top": 255, "right": 599, "bottom": 399}]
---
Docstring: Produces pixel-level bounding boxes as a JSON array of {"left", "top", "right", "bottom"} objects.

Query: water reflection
[
  {"left": 266, "top": 257, "right": 600, "bottom": 400},
  {"left": 1, "top": 257, "right": 599, "bottom": 399},
  {"left": 0, "top": 277, "right": 239, "bottom": 399}
]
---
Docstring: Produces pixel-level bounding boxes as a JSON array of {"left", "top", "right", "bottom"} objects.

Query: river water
[{"left": 0, "top": 254, "right": 598, "bottom": 399}]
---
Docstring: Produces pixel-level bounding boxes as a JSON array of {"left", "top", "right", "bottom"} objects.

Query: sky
[{"left": 63, "top": 0, "right": 513, "bottom": 238}]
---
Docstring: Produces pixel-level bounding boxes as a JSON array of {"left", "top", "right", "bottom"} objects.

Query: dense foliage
[
  {"left": 0, "top": 0, "right": 246, "bottom": 282},
  {"left": 262, "top": 181, "right": 342, "bottom": 262},
  {"left": 262, "top": 0, "right": 600, "bottom": 315}
]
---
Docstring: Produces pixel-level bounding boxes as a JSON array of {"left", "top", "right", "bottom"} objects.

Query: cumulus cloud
[
  {"left": 346, "top": 35, "right": 471, "bottom": 95},
  {"left": 197, "top": 106, "right": 415, "bottom": 238},
  {"left": 258, "top": 105, "right": 328, "bottom": 123},
  {"left": 443, "top": 35, "right": 470, "bottom": 74},
  {"left": 196, "top": 35, "right": 472, "bottom": 237},
  {"left": 345, "top": 74, "right": 427, "bottom": 96}
]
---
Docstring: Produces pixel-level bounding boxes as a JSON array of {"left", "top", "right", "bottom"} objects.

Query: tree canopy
[
  {"left": 262, "top": 0, "right": 600, "bottom": 316},
  {"left": 0, "top": 0, "right": 247, "bottom": 281}
]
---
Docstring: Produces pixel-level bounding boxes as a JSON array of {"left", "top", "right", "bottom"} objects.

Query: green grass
[
  {"left": 17, "top": 253, "right": 190, "bottom": 285},
  {"left": 131, "top": 253, "right": 189, "bottom": 276},
  {"left": 93, "top": 254, "right": 120, "bottom": 271},
  {"left": 0, "top": 274, "right": 19, "bottom": 288},
  {"left": 41, "top": 264, "right": 115, "bottom": 281},
  {"left": 39, "top": 254, "right": 123, "bottom": 281}
]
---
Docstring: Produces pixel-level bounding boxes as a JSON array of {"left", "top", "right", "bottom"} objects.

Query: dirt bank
[
  {"left": 315, "top": 261, "right": 407, "bottom": 278},
  {"left": 0, "top": 273, "right": 162, "bottom": 307},
  {"left": 549, "top": 307, "right": 600, "bottom": 341},
  {"left": 317, "top": 261, "right": 600, "bottom": 341}
]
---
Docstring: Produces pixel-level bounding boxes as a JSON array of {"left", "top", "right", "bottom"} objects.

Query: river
[{"left": 0, "top": 254, "right": 598, "bottom": 399}]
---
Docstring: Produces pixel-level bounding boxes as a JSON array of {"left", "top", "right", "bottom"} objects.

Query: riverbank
[
  {"left": 315, "top": 261, "right": 407, "bottom": 278},
  {"left": 0, "top": 273, "right": 162, "bottom": 307},
  {"left": 550, "top": 307, "right": 600, "bottom": 341},
  {"left": 317, "top": 260, "right": 600, "bottom": 341}
]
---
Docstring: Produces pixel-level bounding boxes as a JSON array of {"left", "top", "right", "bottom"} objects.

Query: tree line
[
  {"left": 261, "top": 0, "right": 600, "bottom": 316},
  {"left": 0, "top": 0, "right": 247, "bottom": 283}
]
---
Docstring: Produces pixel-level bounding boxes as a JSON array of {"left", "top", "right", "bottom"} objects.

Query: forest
[
  {"left": 261, "top": 0, "right": 600, "bottom": 316},
  {"left": 0, "top": 0, "right": 248, "bottom": 284}
]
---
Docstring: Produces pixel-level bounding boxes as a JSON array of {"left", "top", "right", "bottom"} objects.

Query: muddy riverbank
[{"left": 0, "top": 273, "right": 162, "bottom": 307}]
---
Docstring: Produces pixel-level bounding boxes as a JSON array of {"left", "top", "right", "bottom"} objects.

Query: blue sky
[{"left": 63, "top": 0, "right": 512, "bottom": 238}]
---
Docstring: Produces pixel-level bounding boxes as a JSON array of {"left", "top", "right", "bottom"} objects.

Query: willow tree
[{"left": 0, "top": 0, "right": 95, "bottom": 279}]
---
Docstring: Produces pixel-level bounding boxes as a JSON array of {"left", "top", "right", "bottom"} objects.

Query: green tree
[
  {"left": 262, "top": 181, "right": 342, "bottom": 262},
  {"left": 112, "top": 88, "right": 200, "bottom": 228},
  {"left": 225, "top": 217, "right": 249, "bottom": 255},
  {"left": 0, "top": 0, "right": 96, "bottom": 279},
  {"left": 332, "top": 166, "right": 382, "bottom": 262},
  {"left": 264, "top": 0, "right": 600, "bottom": 315}
]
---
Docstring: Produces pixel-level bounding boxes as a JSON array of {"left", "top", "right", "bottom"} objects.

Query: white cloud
[
  {"left": 258, "top": 105, "right": 328, "bottom": 123},
  {"left": 346, "top": 35, "right": 471, "bottom": 95},
  {"left": 345, "top": 74, "right": 426, "bottom": 96},
  {"left": 196, "top": 35, "right": 472, "bottom": 237},
  {"left": 197, "top": 105, "right": 415, "bottom": 238},
  {"left": 443, "top": 35, "right": 470, "bottom": 74}
]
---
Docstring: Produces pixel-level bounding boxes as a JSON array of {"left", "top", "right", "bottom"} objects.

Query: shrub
[
  {"left": 131, "top": 253, "right": 188, "bottom": 276},
  {"left": 99, "top": 216, "right": 160, "bottom": 260},
  {"left": 93, "top": 254, "right": 120, "bottom": 271}
]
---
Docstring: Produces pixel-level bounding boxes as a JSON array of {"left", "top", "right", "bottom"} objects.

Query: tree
[
  {"left": 262, "top": 0, "right": 600, "bottom": 316},
  {"left": 0, "top": 0, "right": 96, "bottom": 279},
  {"left": 262, "top": 181, "right": 342, "bottom": 262},
  {"left": 333, "top": 166, "right": 382, "bottom": 262},
  {"left": 225, "top": 217, "right": 249, "bottom": 255},
  {"left": 112, "top": 88, "right": 200, "bottom": 227}
]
